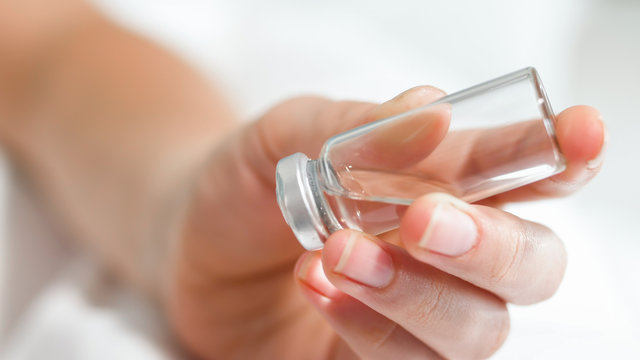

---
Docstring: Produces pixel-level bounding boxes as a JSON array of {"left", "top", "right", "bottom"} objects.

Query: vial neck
[{"left": 308, "top": 159, "right": 343, "bottom": 235}]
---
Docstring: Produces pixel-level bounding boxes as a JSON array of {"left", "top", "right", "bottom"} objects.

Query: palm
[{"left": 165, "top": 98, "right": 363, "bottom": 359}]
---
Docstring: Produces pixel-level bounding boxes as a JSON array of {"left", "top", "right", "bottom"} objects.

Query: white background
[{"left": 1, "top": 0, "right": 639, "bottom": 358}]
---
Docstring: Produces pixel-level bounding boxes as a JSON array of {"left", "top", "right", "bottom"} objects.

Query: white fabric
[{"left": 1, "top": 0, "right": 639, "bottom": 358}]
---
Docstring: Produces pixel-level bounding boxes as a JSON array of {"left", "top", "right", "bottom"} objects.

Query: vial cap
[{"left": 275, "top": 153, "right": 328, "bottom": 250}]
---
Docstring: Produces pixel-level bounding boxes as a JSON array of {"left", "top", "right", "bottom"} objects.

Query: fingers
[
  {"left": 400, "top": 192, "right": 567, "bottom": 305},
  {"left": 312, "top": 230, "right": 510, "bottom": 359},
  {"left": 246, "top": 86, "right": 446, "bottom": 186},
  {"left": 484, "top": 105, "right": 606, "bottom": 204},
  {"left": 351, "top": 87, "right": 449, "bottom": 169},
  {"left": 296, "top": 252, "right": 444, "bottom": 360},
  {"left": 336, "top": 102, "right": 451, "bottom": 170},
  {"left": 296, "top": 192, "right": 565, "bottom": 359}
]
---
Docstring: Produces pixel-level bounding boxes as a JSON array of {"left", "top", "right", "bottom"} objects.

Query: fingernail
[
  {"left": 417, "top": 193, "right": 478, "bottom": 257},
  {"left": 333, "top": 231, "right": 394, "bottom": 288},
  {"left": 297, "top": 252, "right": 340, "bottom": 298},
  {"left": 587, "top": 122, "right": 607, "bottom": 170}
]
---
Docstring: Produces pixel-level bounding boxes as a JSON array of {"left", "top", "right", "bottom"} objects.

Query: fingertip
[
  {"left": 374, "top": 85, "right": 447, "bottom": 120},
  {"left": 323, "top": 230, "right": 395, "bottom": 289},
  {"left": 400, "top": 193, "right": 478, "bottom": 258},
  {"left": 401, "top": 193, "right": 472, "bottom": 241},
  {"left": 321, "top": 230, "right": 352, "bottom": 271},
  {"left": 400, "top": 197, "right": 432, "bottom": 249},
  {"left": 392, "top": 85, "right": 447, "bottom": 103},
  {"left": 296, "top": 251, "right": 341, "bottom": 299},
  {"left": 556, "top": 105, "right": 606, "bottom": 163}
]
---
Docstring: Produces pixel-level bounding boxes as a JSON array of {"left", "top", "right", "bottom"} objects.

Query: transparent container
[{"left": 276, "top": 67, "right": 565, "bottom": 250}]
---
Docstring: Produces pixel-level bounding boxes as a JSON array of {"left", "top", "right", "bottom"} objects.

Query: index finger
[{"left": 251, "top": 86, "right": 446, "bottom": 185}]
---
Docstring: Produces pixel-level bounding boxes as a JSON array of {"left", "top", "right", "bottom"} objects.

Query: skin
[{"left": 0, "top": 1, "right": 606, "bottom": 359}]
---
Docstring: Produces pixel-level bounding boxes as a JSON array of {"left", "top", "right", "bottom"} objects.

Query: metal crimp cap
[{"left": 275, "top": 153, "right": 329, "bottom": 251}]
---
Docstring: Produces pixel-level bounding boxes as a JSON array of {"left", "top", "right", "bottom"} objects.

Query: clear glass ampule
[{"left": 276, "top": 67, "right": 565, "bottom": 250}]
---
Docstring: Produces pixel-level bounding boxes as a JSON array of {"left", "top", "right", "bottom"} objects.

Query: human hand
[{"left": 165, "top": 87, "right": 605, "bottom": 359}]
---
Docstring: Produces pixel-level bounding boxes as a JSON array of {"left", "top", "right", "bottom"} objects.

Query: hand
[{"left": 165, "top": 87, "right": 605, "bottom": 359}]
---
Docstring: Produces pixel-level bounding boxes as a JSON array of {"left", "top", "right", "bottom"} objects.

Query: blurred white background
[{"left": 1, "top": 0, "right": 638, "bottom": 358}]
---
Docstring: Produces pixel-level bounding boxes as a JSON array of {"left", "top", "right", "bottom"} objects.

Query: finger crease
[
  {"left": 373, "top": 322, "right": 399, "bottom": 351},
  {"left": 494, "top": 231, "right": 524, "bottom": 287}
]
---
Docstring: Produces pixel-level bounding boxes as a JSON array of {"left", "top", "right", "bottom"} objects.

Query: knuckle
[{"left": 487, "top": 218, "right": 567, "bottom": 304}]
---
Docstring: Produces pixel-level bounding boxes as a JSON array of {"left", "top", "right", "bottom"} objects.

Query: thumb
[{"left": 247, "top": 86, "right": 447, "bottom": 187}]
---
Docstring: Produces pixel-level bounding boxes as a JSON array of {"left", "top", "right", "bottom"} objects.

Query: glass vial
[{"left": 276, "top": 67, "right": 565, "bottom": 250}]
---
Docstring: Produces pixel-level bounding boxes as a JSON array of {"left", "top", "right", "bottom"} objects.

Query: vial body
[{"left": 276, "top": 67, "right": 565, "bottom": 250}]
